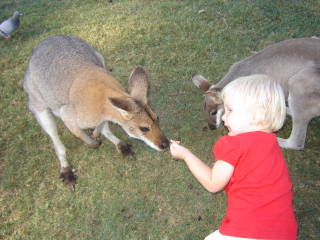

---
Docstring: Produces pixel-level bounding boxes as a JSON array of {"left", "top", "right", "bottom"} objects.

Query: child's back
[{"left": 214, "top": 131, "right": 297, "bottom": 239}]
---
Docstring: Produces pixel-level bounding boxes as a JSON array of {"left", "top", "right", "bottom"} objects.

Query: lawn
[{"left": 0, "top": 0, "right": 319, "bottom": 239}]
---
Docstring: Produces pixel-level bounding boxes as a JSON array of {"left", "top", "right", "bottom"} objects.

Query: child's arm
[{"left": 170, "top": 140, "right": 234, "bottom": 193}]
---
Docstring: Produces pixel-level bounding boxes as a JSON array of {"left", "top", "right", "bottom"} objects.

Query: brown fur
[{"left": 24, "top": 35, "right": 169, "bottom": 189}]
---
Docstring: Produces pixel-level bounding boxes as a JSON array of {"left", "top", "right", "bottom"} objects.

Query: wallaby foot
[
  {"left": 60, "top": 167, "right": 77, "bottom": 191},
  {"left": 83, "top": 128, "right": 102, "bottom": 147},
  {"left": 87, "top": 138, "right": 102, "bottom": 149},
  {"left": 117, "top": 142, "right": 135, "bottom": 158},
  {"left": 277, "top": 137, "right": 304, "bottom": 150}
]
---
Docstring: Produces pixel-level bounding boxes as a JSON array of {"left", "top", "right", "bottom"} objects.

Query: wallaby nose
[
  {"left": 160, "top": 138, "right": 170, "bottom": 150},
  {"left": 208, "top": 123, "right": 217, "bottom": 130}
]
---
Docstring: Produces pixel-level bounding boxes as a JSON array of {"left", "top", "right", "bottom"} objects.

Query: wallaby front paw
[
  {"left": 117, "top": 142, "right": 135, "bottom": 158},
  {"left": 60, "top": 167, "right": 77, "bottom": 191}
]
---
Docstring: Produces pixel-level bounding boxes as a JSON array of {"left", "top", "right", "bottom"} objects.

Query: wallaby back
[{"left": 24, "top": 35, "right": 107, "bottom": 110}]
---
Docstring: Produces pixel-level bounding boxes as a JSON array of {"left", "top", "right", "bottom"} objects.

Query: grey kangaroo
[
  {"left": 24, "top": 35, "right": 169, "bottom": 190},
  {"left": 192, "top": 37, "right": 320, "bottom": 150}
]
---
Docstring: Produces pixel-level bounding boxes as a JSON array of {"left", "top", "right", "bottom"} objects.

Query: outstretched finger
[{"left": 170, "top": 139, "right": 181, "bottom": 145}]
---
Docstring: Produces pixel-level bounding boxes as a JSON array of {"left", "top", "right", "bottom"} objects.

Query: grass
[{"left": 1, "top": 0, "right": 320, "bottom": 239}]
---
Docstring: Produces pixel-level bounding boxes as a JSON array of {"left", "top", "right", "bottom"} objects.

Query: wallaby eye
[
  {"left": 210, "top": 110, "right": 217, "bottom": 116},
  {"left": 139, "top": 127, "right": 150, "bottom": 132}
]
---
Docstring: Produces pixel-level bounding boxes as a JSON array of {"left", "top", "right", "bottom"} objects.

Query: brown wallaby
[
  {"left": 192, "top": 37, "right": 320, "bottom": 150},
  {"left": 24, "top": 35, "right": 169, "bottom": 190}
]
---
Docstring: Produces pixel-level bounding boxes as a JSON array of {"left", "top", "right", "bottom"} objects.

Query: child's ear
[{"left": 251, "top": 112, "right": 267, "bottom": 127}]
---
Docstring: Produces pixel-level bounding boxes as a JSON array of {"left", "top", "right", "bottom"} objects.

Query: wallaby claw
[
  {"left": 60, "top": 167, "right": 77, "bottom": 191},
  {"left": 117, "top": 142, "right": 135, "bottom": 159}
]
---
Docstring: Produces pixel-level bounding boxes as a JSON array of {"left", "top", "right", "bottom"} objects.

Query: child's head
[{"left": 221, "top": 74, "right": 286, "bottom": 135}]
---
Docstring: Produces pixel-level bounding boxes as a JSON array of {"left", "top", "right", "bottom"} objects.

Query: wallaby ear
[
  {"left": 204, "top": 91, "right": 223, "bottom": 104},
  {"left": 128, "top": 67, "right": 149, "bottom": 105},
  {"left": 192, "top": 74, "right": 212, "bottom": 92},
  {"left": 109, "top": 97, "right": 135, "bottom": 120}
]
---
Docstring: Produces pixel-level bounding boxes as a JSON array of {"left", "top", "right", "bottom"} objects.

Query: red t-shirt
[{"left": 213, "top": 131, "right": 297, "bottom": 240}]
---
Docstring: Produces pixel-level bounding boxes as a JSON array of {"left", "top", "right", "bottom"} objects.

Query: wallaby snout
[
  {"left": 203, "top": 91, "right": 224, "bottom": 130},
  {"left": 24, "top": 35, "right": 168, "bottom": 189},
  {"left": 160, "top": 137, "right": 170, "bottom": 149}
]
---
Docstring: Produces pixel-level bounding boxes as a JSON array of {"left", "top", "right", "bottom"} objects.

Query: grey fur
[{"left": 192, "top": 37, "right": 320, "bottom": 150}]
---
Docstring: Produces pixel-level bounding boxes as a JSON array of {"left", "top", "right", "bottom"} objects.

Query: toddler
[{"left": 170, "top": 75, "right": 297, "bottom": 239}]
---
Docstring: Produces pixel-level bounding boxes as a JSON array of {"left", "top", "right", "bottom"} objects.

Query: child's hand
[{"left": 170, "top": 140, "right": 191, "bottom": 160}]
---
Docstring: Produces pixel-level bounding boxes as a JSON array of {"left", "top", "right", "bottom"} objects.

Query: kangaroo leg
[
  {"left": 278, "top": 117, "right": 310, "bottom": 150},
  {"left": 100, "top": 122, "right": 134, "bottom": 157},
  {"left": 278, "top": 67, "right": 320, "bottom": 150},
  {"left": 92, "top": 122, "right": 104, "bottom": 139},
  {"left": 34, "top": 109, "right": 77, "bottom": 189},
  {"left": 60, "top": 105, "right": 101, "bottom": 148}
]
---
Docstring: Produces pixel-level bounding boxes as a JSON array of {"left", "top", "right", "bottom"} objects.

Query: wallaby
[
  {"left": 24, "top": 35, "right": 169, "bottom": 190},
  {"left": 192, "top": 37, "right": 320, "bottom": 150}
]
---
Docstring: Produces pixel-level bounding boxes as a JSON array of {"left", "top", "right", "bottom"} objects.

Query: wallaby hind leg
[
  {"left": 60, "top": 105, "right": 101, "bottom": 148},
  {"left": 278, "top": 68, "right": 320, "bottom": 150},
  {"left": 278, "top": 117, "right": 310, "bottom": 150},
  {"left": 34, "top": 109, "right": 77, "bottom": 189}
]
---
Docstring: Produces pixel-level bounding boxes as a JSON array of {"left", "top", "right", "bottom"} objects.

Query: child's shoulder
[
  {"left": 237, "top": 131, "right": 276, "bottom": 144},
  {"left": 213, "top": 135, "right": 243, "bottom": 165},
  {"left": 214, "top": 135, "right": 242, "bottom": 153},
  {"left": 215, "top": 131, "right": 276, "bottom": 150},
  {"left": 232, "top": 131, "right": 275, "bottom": 142}
]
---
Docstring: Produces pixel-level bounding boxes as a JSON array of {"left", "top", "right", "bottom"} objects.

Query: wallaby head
[
  {"left": 108, "top": 67, "right": 169, "bottom": 151},
  {"left": 192, "top": 74, "right": 224, "bottom": 129}
]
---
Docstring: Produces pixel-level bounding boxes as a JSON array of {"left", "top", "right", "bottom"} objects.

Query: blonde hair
[{"left": 221, "top": 74, "right": 286, "bottom": 132}]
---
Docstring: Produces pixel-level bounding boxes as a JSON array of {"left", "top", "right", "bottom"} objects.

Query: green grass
[{"left": 1, "top": 0, "right": 320, "bottom": 239}]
